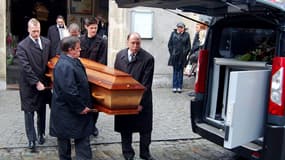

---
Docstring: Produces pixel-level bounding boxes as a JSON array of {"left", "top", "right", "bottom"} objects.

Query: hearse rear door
[
  {"left": 223, "top": 70, "right": 270, "bottom": 149},
  {"left": 115, "top": 0, "right": 257, "bottom": 17}
]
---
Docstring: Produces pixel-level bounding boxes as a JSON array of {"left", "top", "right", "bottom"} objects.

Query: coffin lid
[{"left": 47, "top": 56, "right": 145, "bottom": 91}]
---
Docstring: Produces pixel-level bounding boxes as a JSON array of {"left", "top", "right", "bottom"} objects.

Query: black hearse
[{"left": 116, "top": 1, "right": 285, "bottom": 160}]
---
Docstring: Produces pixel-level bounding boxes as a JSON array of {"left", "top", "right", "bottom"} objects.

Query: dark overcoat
[
  {"left": 80, "top": 34, "right": 108, "bottom": 65},
  {"left": 16, "top": 36, "right": 52, "bottom": 112},
  {"left": 167, "top": 30, "right": 191, "bottom": 67},
  {"left": 188, "top": 32, "right": 201, "bottom": 64},
  {"left": 114, "top": 48, "right": 154, "bottom": 133},
  {"left": 47, "top": 25, "right": 60, "bottom": 57},
  {"left": 49, "top": 54, "right": 94, "bottom": 139}
]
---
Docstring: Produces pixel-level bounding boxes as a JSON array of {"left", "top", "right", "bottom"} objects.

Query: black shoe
[
  {"left": 28, "top": 141, "right": 36, "bottom": 152},
  {"left": 140, "top": 155, "right": 156, "bottom": 160},
  {"left": 124, "top": 155, "right": 134, "bottom": 160},
  {"left": 124, "top": 157, "right": 134, "bottom": 160},
  {"left": 93, "top": 126, "right": 99, "bottom": 137},
  {"left": 38, "top": 135, "right": 45, "bottom": 145}
]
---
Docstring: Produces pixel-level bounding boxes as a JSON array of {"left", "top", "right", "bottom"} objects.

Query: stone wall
[
  {"left": 0, "top": 0, "right": 6, "bottom": 90},
  {"left": 108, "top": 1, "right": 198, "bottom": 88}
]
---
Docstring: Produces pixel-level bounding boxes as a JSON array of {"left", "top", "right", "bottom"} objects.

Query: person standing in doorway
[
  {"left": 80, "top": 17, "right": 108, "bottom": 137},
  {"left": 168, "top": 22, "right": 191, "bottom": 93},
  {"left": 50, "top": 36, "right": 94, "bottom": 160},
  {"left": 114, "top": 32, "right": 156, "bottom": 160},
  {"left": 47, "top": 15, "right": 68, "bottom": 57},
  {"left": 96, "top": 15, "right": 108, "bottom": 39},
  {"left": 16, "top": 18, "right": 52, "bottom": 152}
]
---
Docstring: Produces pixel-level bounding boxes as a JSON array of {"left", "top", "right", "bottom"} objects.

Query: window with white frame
[{"left": 131, "top": 10, "right": 154, "bottom": 39}]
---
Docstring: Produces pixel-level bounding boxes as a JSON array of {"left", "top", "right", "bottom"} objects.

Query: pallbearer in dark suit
[
  {"left": 50, "top": 36, "right": 94, "bottom": 160},
  {"left": 114, "top": 32, "right": 156, "bottom": 160},
  {"left": 16, "top": 18, "right": 52, "bottom": 152},
  {"left": 80, "top": 17, "right": 108, "bottom": 137}
]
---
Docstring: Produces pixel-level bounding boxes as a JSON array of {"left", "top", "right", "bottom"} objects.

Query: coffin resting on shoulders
[{"left": 46, "top": 56, "right": 145, "bottom": 115}]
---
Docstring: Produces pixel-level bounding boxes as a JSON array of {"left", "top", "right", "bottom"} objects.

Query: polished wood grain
[{"left": 46, "top": 56, "right": 145, "bottom": 115}]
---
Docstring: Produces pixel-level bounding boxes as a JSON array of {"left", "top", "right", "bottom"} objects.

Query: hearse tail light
[
  {"left": 271, "top": 68, "right": 283, "bottom": 106},
  {"left": 269, "top": 57, "right": 285, "bottom": 116},
  {"left": 194, "top": 49, "right": 209, "bottom": 93}
]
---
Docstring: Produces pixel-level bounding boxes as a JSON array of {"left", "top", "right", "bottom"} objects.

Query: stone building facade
[{"left": 0, "top": 0, "right": 208, "bottom": 90}]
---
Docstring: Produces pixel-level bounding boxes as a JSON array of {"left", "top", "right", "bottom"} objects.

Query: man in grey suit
[
  {"left": 114, "top": 32, "right": 156, "bottom": 160},
  {"left": 16, "top": 18, "right": 52, "bottom": 152}
]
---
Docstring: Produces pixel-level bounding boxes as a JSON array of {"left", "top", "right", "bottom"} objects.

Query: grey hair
[
  {"left": 28, "top": 18, "right": 40, "bottom": 28},
  {"left": 68, "top": 23, "right": 80, "bottom": 33}
]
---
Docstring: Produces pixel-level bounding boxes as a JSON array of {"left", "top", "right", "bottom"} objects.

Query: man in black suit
[
  {"left": 16, "top": 18, "right": 52, "bottom": 152},
  {"left": 80, "top": 17, "right": 107, "bottom": 64},
  {"left": 47, "top": 15, "right": 67, "bottom": 57},
  {"left": 114, "top": 32, "right": 156, "bottom": 160}
]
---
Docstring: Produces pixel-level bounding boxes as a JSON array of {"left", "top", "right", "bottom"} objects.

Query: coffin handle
[{"left": 92, "top": 93, "right": 105, "bottom": 101}]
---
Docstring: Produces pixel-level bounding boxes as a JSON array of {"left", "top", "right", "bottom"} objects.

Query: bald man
[{"left": 114, "top": 33, "right": 156, "bottom": 160}]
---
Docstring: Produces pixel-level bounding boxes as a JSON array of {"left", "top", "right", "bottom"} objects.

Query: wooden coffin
[{"left": 46, "top": 56, "right": 145, "bottom": 115}]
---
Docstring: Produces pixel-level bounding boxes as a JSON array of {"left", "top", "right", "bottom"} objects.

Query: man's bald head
[
  {"left": 127, "top": 32, "right": 141, "bottom": 41},
  {"left": 127, "top": 32, "right": 141, "bottom": 53}
]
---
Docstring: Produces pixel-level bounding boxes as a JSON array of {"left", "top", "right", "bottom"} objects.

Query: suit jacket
[
  {"left": 47, "top": 25, "right": 60, "bottom": 57},
  {"left": 16, "top": 36, "right": 52, "bottom": 112},
  {"left": 80, "top": 34, "right": 108, "bottom": 65},
  {"left": 114, "top": 48, "right": 155, "bottom": 133},
  {"left": 50, "top": 54, "right": 94, "bottom": 139}
]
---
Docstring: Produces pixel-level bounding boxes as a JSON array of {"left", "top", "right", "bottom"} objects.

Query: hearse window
[{"left": 219, "top": 28, "right": 275, "bottom": 63}]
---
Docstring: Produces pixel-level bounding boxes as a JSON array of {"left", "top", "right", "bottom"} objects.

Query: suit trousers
[
  {"left": 121, "top": 131, "right": 152, "bottom": 159},
  {"left": 93, "top": 112, "right": 99, "bottom": 125},
  {"left": 24, "top": 105, "right": 46, "bottom": 142},
  {"left": 57, "top": 137, "right": 92, "bottom": 160}
]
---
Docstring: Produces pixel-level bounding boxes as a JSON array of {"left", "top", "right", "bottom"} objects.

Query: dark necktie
[
  {"left": 35, "top": 39, "right": 41, "bottom": 50},
  {"left": 130, "top": 53, "right": 135, "bottom": 62}
]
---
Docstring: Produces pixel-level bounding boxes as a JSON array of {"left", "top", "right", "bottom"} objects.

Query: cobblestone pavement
[{"left": 0, "top": 88, "right": 237, "bottom": 160}]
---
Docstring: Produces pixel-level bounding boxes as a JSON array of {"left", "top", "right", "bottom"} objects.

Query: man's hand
[
  {"left": 36, "top": 81, "right": 45, "bottom": 91},
  {"left": 138, "top": 105, "right": 143, "bottom": 112},
  {"left": 80, "top": 107, "right": 99, "bottom": 114},
  {"left": 80, "top": 107, "right": 90, "bottom": 114}
]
